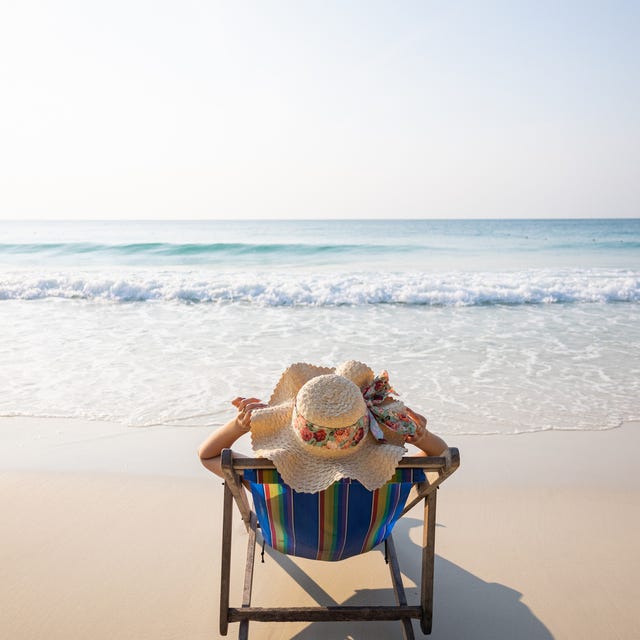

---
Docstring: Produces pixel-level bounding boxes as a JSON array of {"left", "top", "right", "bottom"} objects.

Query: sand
[{"left": 1, "top": 417, "right": 639, "bottom": 639}]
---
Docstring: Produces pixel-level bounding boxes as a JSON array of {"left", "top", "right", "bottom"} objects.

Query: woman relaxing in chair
[{"left": 199, "top": 360, "right": 448, "bottom": 490}]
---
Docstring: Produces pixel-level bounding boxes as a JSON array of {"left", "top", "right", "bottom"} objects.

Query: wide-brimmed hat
[{"left": 249, "top": 360, "right": 417, "bottom": 493}]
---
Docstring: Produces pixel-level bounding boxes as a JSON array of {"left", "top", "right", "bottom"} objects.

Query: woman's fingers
[
  {"left": 236, "top": 400, "right": 267, "bottom": 431},
  {"left": 405, "top": 407, "right": 428, "bottom": 443},
  {"left": 244, "top": 402, "right": 267, "bottom": 412},
  {"left": 406, "top": 407, "right": 427, "bottom": 428},
  {"left": 232, "top": 397, "right": 261, "bottom": 411},
  {"left": 240, "top": 403, "right": 268, "bottom": 422}
]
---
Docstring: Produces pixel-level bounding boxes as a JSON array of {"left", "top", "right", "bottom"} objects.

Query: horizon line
[{"left": 1, "top": 216, "right": 639, "bottom": 223}]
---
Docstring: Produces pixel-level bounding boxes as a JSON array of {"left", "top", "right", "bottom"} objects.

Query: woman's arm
[
  {"left": 198, "top": 397, "right": 266, "bottom": 478},
  {"left": 404, "top": 408, "right": 448, "bottom": 456}
]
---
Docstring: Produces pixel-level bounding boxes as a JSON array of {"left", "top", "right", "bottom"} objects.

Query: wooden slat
[
  {"left": 229, "top": 456, "right": 278, "bottom": 470},
  {"left": 400, "top": 480, "right": 432, "bottom": 518},
  {"left": 397, "top": 455, "right": 447, "bottom": 470},
  {"left": 219, "top": 483, "right": 233, "bottom": 636},
  {"left": 420, "top": 489, "right": 437, "bottom": 635},
  {"left": 220, "top": 449, "right": 252, "bottom": 527},
  {"left": 242, "top": 513, "right": 258, "bottom": 607},
  {"left": 238, "top": 513, "right": 258, "bottom": 640},
  {"left": 386, "top": 534, "right": 415, "bottom": 640},
  {"left": 230, "top": 454, "right": 451, "bottom": 472},
  {"left": 399, "top": 448, "right": 461, "bottom": 518},
  {"left": 387, "top": 535, "right": 408, "bottom": 607},
  {"left": 228, "top": 605, "right": 422, "bottom": 623}
]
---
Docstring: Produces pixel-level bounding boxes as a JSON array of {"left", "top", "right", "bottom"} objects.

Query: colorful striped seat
[
  {"left": 245, "top": 468, "right": 426, "bottom": 561},
  {"left": 218, "top": 449, "right": 460, "bottom": 639}
]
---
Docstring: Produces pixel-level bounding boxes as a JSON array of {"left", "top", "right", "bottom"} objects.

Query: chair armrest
[{"left": 446, "top": 447, "right": 461, "bottom": 471}]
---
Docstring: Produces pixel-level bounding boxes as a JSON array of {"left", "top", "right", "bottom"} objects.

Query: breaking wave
[{"left": 1, "top": 269, "right": 638, "bottom": 306}]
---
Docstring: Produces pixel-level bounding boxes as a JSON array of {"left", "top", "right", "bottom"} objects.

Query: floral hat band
[
  {"left": 292, "top": 404, "right": 369, "bottom": 450},
  {"left": 291, "top": 370, "right": 416, "bottom": 450}
]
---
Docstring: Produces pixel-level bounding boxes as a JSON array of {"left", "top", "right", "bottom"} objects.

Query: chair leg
[
  {"left": 420, "top": 490, "right": 437, "bottom": 635},
  {"left": 220, "top": 483, "right": 234, "bottom": 636},
  {"left": 238, "top": 513, "right": 258, "bottom": 640},
  {"left": 386, "top": 534, "right": 415, "bottom": 640}
]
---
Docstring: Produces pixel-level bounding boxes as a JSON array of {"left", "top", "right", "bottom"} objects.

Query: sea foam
[{"left": 0, "top": 268, "right": 638, "bottom": 305}]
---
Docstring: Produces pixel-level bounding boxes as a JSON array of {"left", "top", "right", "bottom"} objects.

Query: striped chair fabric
[{"left": 244, "top": 468, "right": 426, "bottom": 561}]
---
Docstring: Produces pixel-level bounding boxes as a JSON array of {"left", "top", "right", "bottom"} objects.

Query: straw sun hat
[{"left": 249, "top": 360, "right": 417, "bottom": 493}]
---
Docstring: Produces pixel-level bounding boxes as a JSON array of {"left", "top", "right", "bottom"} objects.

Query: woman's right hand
[
  {"left": 232, "top": 397, "right": 267, "bottom": 431},
  {"left": 404, "top": 407, "right": 428, "bottom": 444}
]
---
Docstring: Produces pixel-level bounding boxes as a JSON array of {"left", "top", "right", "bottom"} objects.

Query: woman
[{"left": 199, "top": 360, "right": 448, "bottom": 491}]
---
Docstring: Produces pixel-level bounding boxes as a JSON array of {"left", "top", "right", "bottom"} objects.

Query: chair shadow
[{"left": 256, "top": 517, "right": 553, "bottom": 640}]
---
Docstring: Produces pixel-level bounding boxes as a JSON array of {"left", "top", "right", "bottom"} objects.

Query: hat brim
[
  {"left": 251, "top": 425, "right": 406, "bottom": 493},
  {"left": 268, "top": 362, "right": 334, "bottom": 405}
]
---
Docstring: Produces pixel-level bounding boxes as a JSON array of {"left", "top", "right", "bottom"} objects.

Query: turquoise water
[
  {"left": 0, "top": 219, "right": 638, "bottom": 434},
  {"left": 1, "top": 219, "right": 638, "bottom": 271},
  {"left": 0, "top": 219, "right": 638, "bottom": 303}
]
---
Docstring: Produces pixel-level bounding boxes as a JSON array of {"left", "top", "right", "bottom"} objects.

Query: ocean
[{"left": 0, "top": 219, "right": 638, "bottom": 436}]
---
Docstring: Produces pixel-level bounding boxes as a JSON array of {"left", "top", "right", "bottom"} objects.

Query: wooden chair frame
[{"left": 219, "top": 447, "right": 460, "bottom": 640}]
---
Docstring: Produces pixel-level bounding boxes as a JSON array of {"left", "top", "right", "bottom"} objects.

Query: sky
[{"left": 0, "top": 0, "right": 639, "bottom": 220}]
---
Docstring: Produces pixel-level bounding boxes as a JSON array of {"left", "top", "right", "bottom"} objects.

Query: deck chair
[{"left": 219, "top": 447, "right": 460, "bottom": 639}]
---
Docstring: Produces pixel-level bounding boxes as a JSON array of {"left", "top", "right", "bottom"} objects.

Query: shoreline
[
  {"left": 2, "top": 415, "right": 639, "bottom": 484},
  {"left": 2, "top": 417, "right": 639, "bottom": 639}
]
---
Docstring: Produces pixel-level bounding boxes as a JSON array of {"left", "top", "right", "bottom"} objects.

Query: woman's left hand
[{"left": 232, "top": 396, "right": 267, "bottom": 431}]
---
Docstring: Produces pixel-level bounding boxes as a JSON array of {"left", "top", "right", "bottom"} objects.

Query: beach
[
  {"left": 2, "top": 416, "right": 639, "bottom": 640},
  {"left": 3, "top": 0, "right": 640, "bottom": 633},
  {"left": 1, "top": 218, "right": 639, "bottom": 638}
]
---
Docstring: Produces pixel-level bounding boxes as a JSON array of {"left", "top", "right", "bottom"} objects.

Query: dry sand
[{"left": 1, "top": 417, "right": 639, "bottom": 639}]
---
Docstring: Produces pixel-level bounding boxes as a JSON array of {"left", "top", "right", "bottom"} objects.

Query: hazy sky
[{"left": 1, "top": 0, "right": 639, "bottom": 220}]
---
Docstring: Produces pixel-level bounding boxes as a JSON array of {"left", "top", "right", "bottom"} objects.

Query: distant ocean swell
[
  {"left": 1, "top": 238, "right": 639, "bottom": 260},
  {"left": 1, "top": 269, "right": 638, "bottom": 305},
  {"left": 0, "top": 241, "right": 415, "bottom": 259}
]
